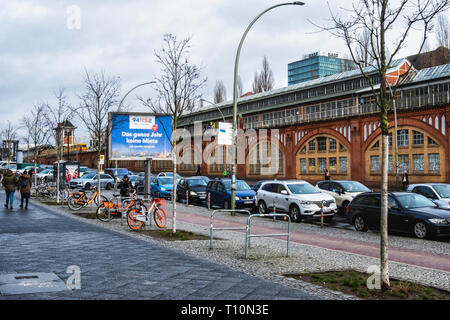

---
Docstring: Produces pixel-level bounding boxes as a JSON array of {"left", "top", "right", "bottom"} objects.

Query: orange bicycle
[
  {"left": 67, "top": 186, "right": 107, "bottom": 211},
  {"left": 96, "top": 190, "right": 142, "bottom": 222},
  {"left": 127, "top": 196, "right": 167, "bottom": 231}
]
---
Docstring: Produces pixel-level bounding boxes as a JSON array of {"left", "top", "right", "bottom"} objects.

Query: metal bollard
[
  {"left": 207, "top": 192, "right": 210, "bottom": 210},
  {"left": 320, "top": 201, "right": 324, "bottom": 228},
  {"left": 273, "top": 200, "right": 276, "bottom": 221},
  {"left": 186, "top": 190, "right": 189, "bottom": 206}
]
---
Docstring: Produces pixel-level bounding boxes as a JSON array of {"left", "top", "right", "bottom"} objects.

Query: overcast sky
[{"left": 0, "top": 0, "right": 440, "bottom": 143}]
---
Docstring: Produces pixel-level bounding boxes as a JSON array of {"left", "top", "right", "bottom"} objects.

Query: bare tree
[
  {"left": 436, "top": 14, "right": 449, "bottom": 48},
  {"left": 355, "top": 29, "right": 374, "bottom": 66},
  {"left": 317, "top": 0, "right": 450, "bottom": 290},
  {"left": 214, "top": 80, "right": 227, "bottom": 104},
  {"left": 0, "top": 121, "right": 18, "bottom": 165},
  {"left": 21, "top": 103, "right": 50, "bottom": 186},
  {"left": 260, "top": 56, "right": 275, "bottom": 91},
  {"left": 237, "top": 75, "right": 244, "bottom": 97},
  {"left": 138, "top": 33, "right": 206, "bottom": 234},
  {"left": 72, "top": 70, "right": 121, "bottom": 199},
  {"left": 252, "top": 71, "right": 263, "bottom": 93},
  {"left": 43, "top": 88, "right": 74, "bottom": 203}
]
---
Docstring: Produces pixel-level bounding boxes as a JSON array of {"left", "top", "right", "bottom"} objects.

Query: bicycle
[
  {"left": 96, "top": 189, "right": 142, "bottom": 222},
  {"left": 67, "top": 186, "right": 107, "bottom": 211},
  {"left": 127, "top": 196, "right": 167, "bottom": 231}
]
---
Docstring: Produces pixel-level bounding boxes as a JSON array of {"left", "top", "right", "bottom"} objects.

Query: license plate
[{"left": 244, "top": 200, "right": 253, "bottom": 204}]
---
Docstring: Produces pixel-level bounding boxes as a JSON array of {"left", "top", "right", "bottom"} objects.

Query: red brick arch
[
  {"left": 362, "top": 117, "right": 448, "bottom": 152},
  {"left": 294, "top": 127, "right": 352, "bottom": 155}
]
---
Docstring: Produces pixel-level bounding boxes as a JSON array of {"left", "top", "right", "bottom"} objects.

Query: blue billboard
[{"left": 108, "top": 113, "right": 172, "bottom": 160}]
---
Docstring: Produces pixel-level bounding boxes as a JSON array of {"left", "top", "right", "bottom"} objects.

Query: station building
[{"left": 176, "top": 59, "right": 450, "bottom": 187}]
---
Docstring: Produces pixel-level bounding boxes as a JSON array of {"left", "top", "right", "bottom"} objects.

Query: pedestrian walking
[
  {"left": 324, "top": 168, "right": 331, "bottom": 180},
  {"left": 402, "top": 171, "right": 409, "bottom": 191},
  {"left": 119, "top": 175, "right": 133, "bottom": 199},
  {"left": 2, "top": 169, "right": 18, "bottom": 210},
  {"left": 195, "top": 165, "right": 201, "bottom": 176},
  {"left": 18, "top": 170, "right": 32, "bottom": 209}
]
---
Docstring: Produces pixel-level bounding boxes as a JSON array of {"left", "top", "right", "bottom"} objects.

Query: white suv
[
  {"left": 315, "top": 180, "right": 371, "bottom": 215},
  {"left": 256, "top": 180, "right": 337, "bottom": 222}
]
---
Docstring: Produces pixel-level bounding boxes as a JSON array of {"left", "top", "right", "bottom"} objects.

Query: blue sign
[{"left": 109, "top": 113, "right": 172, "bottom": 160}]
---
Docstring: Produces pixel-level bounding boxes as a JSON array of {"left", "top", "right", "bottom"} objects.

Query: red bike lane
[{"left": 175, "top": 210, "right": 450, "bottom": 273}]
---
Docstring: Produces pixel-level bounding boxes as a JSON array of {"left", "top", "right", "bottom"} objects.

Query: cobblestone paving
[{"left": 0, "top": 193, "right": 318, "bottom": 300}]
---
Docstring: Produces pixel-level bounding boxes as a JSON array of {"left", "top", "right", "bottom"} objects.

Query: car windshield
[
  {"left": 82, "top": 174, "right": 96, "bottom": 179},
  {"left": 40, "top": 169, "right": 50, "bottom": 174},
  {"left": 287, "top": 183, "right": 320, "bottom": 194},
  {"left": 188, "top": 179, "right": 207, "bottom": 187},
  {"left": 158, "top": 177, "right": 173, "bottom": 185},
  {"left": 222, "top": 180, "right": 251, "bottom": 191},
  {"left": 339, "top": 181, "right": 371, "bottom": 193},
  {"left": 396, "top": 194, "right": 436, "bottom": 209},
  {"left": 432, "top": 185, "right": 450, "bottom": 198}
]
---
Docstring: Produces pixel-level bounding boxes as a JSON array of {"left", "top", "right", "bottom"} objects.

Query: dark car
[
  {"left": 104, "top": 168, "right": 134, "bottom": 182},
  {"left": 177, "top": 177, "right": 208, "bottom": 204},
  {"left": 348, "top": 192, "right": 450, "bottom": 239},
  {"left": 251, "top": 180, "right": 268, "bottom": 192},
  {"left": 206, "top": 178, "right": 256, "bottom": 210}
]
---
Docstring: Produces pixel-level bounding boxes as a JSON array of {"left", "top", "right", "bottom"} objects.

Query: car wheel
[
  {"left": 84, "top": 183, "right": 91, "bottom": 190},
  {"left": 106, "top": 183, "right": 112, "bottom": 190},
  {"left": 223, "top": 200, "right": 230, "bottom": 210},
  {"left": 258, "top": 201, "right": 267, "bottom": 214},
  {"left": 413, "top": 221, "right": 428, "bottom": 239},
  {"left": 354, "top": 215, "right": 368, "bottom": 232},
  {"left": 289, "top": 204, "right": 300, "bottom": 222}
]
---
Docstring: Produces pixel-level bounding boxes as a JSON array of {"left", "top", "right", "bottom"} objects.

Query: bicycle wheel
[
  {"left": 127, "top": 208, "right": 144, "bottom": 231},
  {"left": 154, "top": 207, "right": 167, "bottom": 228},
  {"left": 94, "top": 194, "right": 108, "bottom": 206},
  {"left": 96, "top": 203, "right": 113, "bottom": 222},
  {"left": 67, "top": 196, "right": 84, "bottom": 211}
]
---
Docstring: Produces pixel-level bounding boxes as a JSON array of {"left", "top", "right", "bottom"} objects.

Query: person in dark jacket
[
  {"left": 402, "top": 171, "right": 409, "bottom": 191},
  {"left": 324, "top": 169, "right": 331, "bottom": 180},
  {"left": 18, "top": 170, "right": 32, "bottom": 209},
  {"left": 2, "top": 169, "right": 18, "bottom": 209},
  {"left": 119, "top": 175, "right": 133, "bottom": 199}
]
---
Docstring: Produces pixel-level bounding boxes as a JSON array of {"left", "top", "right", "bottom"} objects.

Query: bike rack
[
  {"left": 209, "top": 209, "right": 252, "bottom": 250},
  {"left": 245, "top": 213, "right": 291, "bottom": 259}
]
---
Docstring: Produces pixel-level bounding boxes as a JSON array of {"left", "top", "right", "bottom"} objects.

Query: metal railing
[
  {"left": 209, "top": 209, "right": 252, "bottom": 249},
  {"left": 245, "top": 213, "right": 291, "bottom": 259}
]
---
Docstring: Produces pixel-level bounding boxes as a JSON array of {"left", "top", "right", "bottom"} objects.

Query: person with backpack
[
  {"left": 2, "top": 169, "right": 18, "bottom": 210},
  {"left": 18, "top": 170, "right": 32, "bottom": 209}
]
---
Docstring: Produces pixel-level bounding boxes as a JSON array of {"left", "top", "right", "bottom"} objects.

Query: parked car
[
  {"left": 127, "top": 175, "right": 142, "bottom": 188},
  {"left": 256, "top": 180, "right": 337, "bottom": 222},
  {"left": 205, "top": 178, "right": 256, "bottom": 210},
  {"left": 177, "top": 177, "right": 208, "bottom": 204},
  {"left": 251, "top": 180, "right": 268, "bottom": 192},
  {"left": 69, "top": 173, "right": 115, "bottom": 190},
  {"left": 316, "top": 180, "right": 371, "bottom": 215},
  {"left": 157, "top": 172, "right": 181, "bottom": 182},
  {"left": 151, "top": 176, "right": 174, "bottom": 199},
  {"left": 17, "top": 165, "right": 40, "bottom": 175},
  {"left": 35, "top": 169, "right": 54, "bottom": 182},
  {"left": 347, "top": 192, "right": 450, "bottom": 239},
  {"left": 407, "top": 183, "right": 450, "bottom": 210},
  {"left": 79, "top": 166, "right": 91, "bottom": 177},
  {"left": 104, "top": 168, "right": 134, "bottom": 182}
]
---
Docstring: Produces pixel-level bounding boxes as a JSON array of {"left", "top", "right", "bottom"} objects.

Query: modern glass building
[{"left": 288, "top": 51, "right": 356, "bottom": 85}]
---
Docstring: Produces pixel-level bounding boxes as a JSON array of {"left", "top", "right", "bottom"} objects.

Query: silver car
[
  {"left": 69, "top": 173, "right": 115, "bottom": 190},
  {"left": 256, "top": 180, "right": 337, "bottom": 222},
  {"left": 407, "top": 183, "right": 450, "bottom": 210}
]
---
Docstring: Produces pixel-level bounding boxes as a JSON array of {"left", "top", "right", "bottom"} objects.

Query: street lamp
[
  {"left": 231, "top": 2, "right": 305, "bottom": 210},
  {"left": 200, "top": 99, "right": 226, "bottom": 122},
  {"left": 115, "top": 81, "right": 156, "bottom": 192}
]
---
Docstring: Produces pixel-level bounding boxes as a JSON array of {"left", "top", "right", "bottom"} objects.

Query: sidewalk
[{"left": 0, "top": 193, "right": 319, "bottom": 300}]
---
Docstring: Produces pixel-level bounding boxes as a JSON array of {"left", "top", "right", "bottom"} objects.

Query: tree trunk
[
  {"left": 172, "top": 138, "right": 177, "bottom": 234},
  {"left": 97, "top": 153, "right": 101, "bottom": 202},
  {"left": 380, "top": 132, "right": 390, "bottom": 290}
]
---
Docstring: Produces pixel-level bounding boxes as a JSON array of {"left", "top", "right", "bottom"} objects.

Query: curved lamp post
[
  {"left": 231, "top": 2, "right": 305, "bottom": 210},
  {"left": 114, "top": 81, "right": 156, "bottom": 190},
  {"left": 200, "top": 98, "right": 226, "bottom": 122}
]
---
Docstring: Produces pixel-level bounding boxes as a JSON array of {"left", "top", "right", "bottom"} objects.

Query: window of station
[{"left": 247, "top": 141, "right": 284, "bottom": 176}]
